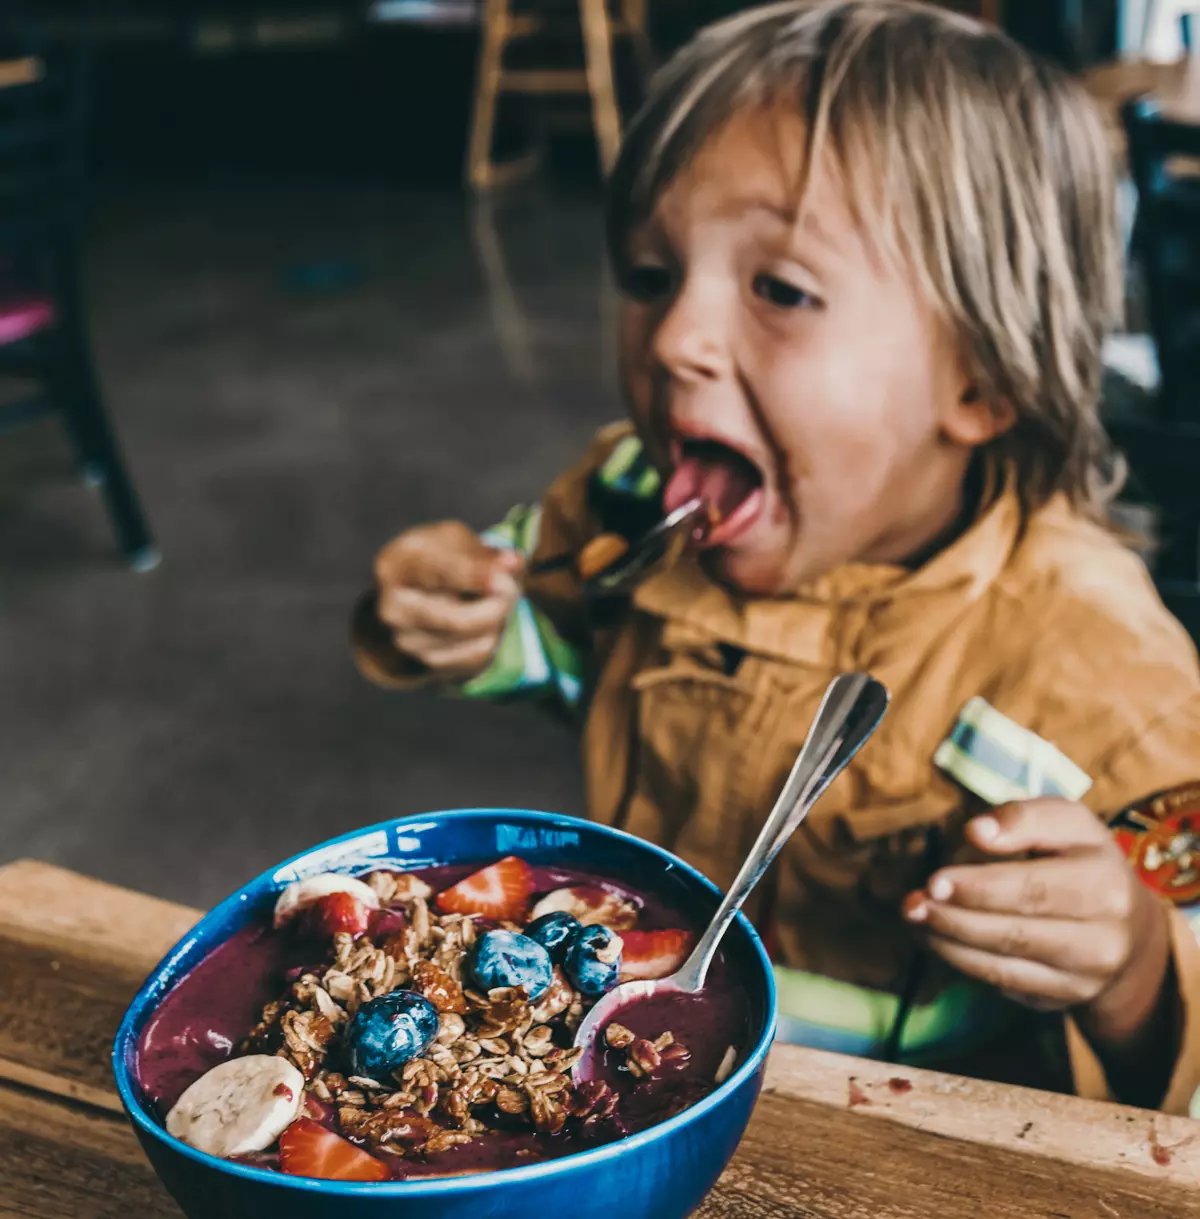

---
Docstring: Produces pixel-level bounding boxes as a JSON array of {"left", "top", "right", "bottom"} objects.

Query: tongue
[{"left": 663, "top": 454, "right": 759, "bottom": 520}]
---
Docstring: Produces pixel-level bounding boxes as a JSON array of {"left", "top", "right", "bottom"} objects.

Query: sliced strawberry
[
  {"left": 278, "top": 1117, "right": 390, "bottom": 1182},
  {"left": 301, "top": 891, "right": 372, "bottom": 939},
  {"left": 618, "top": 929, "right": 695, "bottom": 981},
  {"left": 436, "top": 856, "right": 533, "bottom": 921}
]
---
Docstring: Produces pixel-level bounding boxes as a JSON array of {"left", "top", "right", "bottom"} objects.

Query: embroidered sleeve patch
[
  {"left": 934, "top": 697, "right": 1092, "bottom": 805},
  {"left": 1111, "top": 784, "right": 1200, "bottom": 907}
]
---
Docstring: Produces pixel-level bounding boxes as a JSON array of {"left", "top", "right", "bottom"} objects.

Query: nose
[{"left": 649, "top": 277, "right": 731, "bottom": 384}]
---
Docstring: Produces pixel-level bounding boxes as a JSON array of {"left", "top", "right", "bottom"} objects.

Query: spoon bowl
[{"left": 583, "top": 497, "right": 707, "bottom": 597}]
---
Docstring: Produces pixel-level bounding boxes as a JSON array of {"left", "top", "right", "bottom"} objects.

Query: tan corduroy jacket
[{"left": 357, "top": 427, "right": 1200, "bottom": 1114}]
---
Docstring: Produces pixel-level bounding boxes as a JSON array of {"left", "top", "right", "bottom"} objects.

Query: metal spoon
[
  {"left": 572, "top": 672, "right": 891, "bottom": 1078},
  {"left": 529, "top": 497, "right": 708, "bottom": 598}
]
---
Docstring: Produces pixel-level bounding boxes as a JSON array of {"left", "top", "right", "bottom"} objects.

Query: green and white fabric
[
  {"left": 597, "top": 434, "right": 661, "bottom": 499},
  {"left": 462, "top": 504, "right": 585, "bottom": 709},
  {"left": 934, "top": 697, "right": 1092, "bottom": 804},
  {"left": 771, "top": 968, "right": 1012, "bottom": 1061}
]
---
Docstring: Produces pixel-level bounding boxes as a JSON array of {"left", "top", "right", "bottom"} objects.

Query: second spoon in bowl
[{"left": 572, "top": 671, "right": 890, "bottom": 1078}]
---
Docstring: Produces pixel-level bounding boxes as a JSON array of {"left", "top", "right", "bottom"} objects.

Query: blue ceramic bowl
[{"left": 114, "top": 809, "right": 777, "bottom": 1219}]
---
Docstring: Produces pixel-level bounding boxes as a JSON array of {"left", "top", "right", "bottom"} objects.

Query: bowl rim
[{"left": 113, "top": 808, "right": 778, "bottom": 1197}]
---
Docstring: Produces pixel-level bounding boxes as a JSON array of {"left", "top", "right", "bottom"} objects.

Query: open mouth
[{"left": 664, "top": 437, "right": 766, "bottom": 547}]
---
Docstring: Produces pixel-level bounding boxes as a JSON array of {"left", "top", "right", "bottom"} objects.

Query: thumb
[{"left": 491, "top": 546, "right": 526, "bottom": 578}]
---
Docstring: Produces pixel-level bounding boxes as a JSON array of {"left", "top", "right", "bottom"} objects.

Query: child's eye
[
  {"left": 617, "top": 263, "right": 673, "bottom": 303},
  {"left": 752, "top": 273, "right": 818, "bottom": 310}
]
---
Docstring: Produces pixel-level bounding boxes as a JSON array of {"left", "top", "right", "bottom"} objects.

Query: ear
[{"left": 940, "top": 381, "right": 1016, "bottom": 448}]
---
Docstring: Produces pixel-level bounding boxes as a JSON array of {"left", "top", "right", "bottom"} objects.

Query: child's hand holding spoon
[{"left": 371, "top": 498, "right": 716, "bottom": 681}]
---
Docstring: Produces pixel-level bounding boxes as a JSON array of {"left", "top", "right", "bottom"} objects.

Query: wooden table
[{"left": 2, "top": 860, "right": 1199, "bottom": 1218}]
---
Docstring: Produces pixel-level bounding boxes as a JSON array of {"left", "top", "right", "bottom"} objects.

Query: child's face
[{"left": 617, "top": 109, "right": 1004, "bottom": 596}]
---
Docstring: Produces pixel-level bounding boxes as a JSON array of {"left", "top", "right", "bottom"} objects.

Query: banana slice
[
  {"left": 272, "top": 872, "right": 381, "bottom": 929},
  {"left": 529, "top": 885, "right": 638, "bottom": 931},
  {"left": 165, "top": 1055, "right": 304, "bottom": 1159}
]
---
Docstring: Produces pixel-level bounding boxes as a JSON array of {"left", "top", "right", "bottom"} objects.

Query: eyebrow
[
  {"left": 711, "top": 195, "right": 837, "bottom": 242},
  {"left": 731, "top": 198, "right": 848, "bottom": 266},
  {"left": 629, "top": 190, "right": 850, "bottom": 264}
]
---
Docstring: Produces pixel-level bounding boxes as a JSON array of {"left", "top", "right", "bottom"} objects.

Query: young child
[{"left": 354, "top": 0, "right": 1200, "bottom": 1114}]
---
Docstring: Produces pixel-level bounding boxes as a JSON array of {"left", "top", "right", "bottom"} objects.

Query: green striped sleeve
[
  {"left": 458, "top": 505, "right": 585, "bottom": 710},
  {"left": 598, "top": 434, "right": 661, "bottom": 499}
]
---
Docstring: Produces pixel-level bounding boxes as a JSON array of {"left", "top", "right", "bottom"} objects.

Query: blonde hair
[{"left": 607, "top": 0, "right": 1125, "bottom": 519}]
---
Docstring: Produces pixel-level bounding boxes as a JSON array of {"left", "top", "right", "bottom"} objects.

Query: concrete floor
[{"left": 0, "top": 181, "right": 617, "bottom": 908}]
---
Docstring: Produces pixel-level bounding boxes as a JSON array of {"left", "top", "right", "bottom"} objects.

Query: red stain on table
[
  {"left": 848, "top": 1078, "right": 872, "bottom": 1108},
  {"left": 887, "top": 1078, "right": 913, "bottom": 1095},
  {"left": 1149, "top": 1124, "right": 1173, "bottom": 1167}
]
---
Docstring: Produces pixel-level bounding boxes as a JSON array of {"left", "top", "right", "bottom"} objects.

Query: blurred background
[{"left": 0, "top": 0, "right": 1195, "bottom": 908}]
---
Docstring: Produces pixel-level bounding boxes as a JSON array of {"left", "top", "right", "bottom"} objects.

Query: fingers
[
  {"left": 918, "top": 857, "right": 1134, "bottom": 921},
  {"left": 416, "top": 634, "right": 507, "bottom": 679},
  {"left": 964, "top": 799, "right": 1110, "bottom": 858},
  {"left": 377, "top": 584, "right": 516, "bottom": 639},
  {"left": 375, "top": 521, "right": 524, "bottom": 598},
  {"left": 371, "top": 521, "right": 524, "bottom": 679},
  {"left": 907, "top": 896, "right": 1130, "bottom": 978},
  {"left": 922, "top": 934, "right": 1091, "bottom": 1008},
  {"left": 904, "top": 801, "right": 1152, "bottom": 1016}
]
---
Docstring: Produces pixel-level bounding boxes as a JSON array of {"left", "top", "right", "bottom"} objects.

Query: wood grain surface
[
  {"left": 4, "top": 1077, "right": 1196, "bottom": 1219},
  {"left": 0, "top": 861, "right": 201, "bottom": 1112},
  {"left": 698, "top": 1089, "right": 1199, "bottom": 1219},
  {"left": 2, "top": 859, "right": 1199, "bottom": 1218},
  {"left": 0, "top": 1083, "right": 182, "bottom": 1219}
]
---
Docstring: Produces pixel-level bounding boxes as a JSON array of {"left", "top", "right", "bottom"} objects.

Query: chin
[{"left": 700, "top": 550, "right": 791, "bottom": 598}]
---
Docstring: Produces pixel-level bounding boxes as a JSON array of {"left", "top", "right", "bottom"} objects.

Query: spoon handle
[{"left": 670, "top": 673, "right": 889, "bottom": 992}]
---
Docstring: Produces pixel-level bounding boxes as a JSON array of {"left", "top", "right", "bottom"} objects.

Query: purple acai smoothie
[{"left": 136, "top": 861, "right": 751, "bottom": 1181}]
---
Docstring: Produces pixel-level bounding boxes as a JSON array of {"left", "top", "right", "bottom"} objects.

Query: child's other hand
[
  {"left": 372, "top": 522, "right": 524, "bottom": 680},
  {"left": 903, "top": 800, "right": 1171, "bottom": 1047}
]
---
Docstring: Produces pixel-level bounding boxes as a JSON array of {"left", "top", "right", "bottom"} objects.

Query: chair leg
[
  {"left": 467, "top": 0, "right": 513, "bottom": 191},
  {"left": 469, "top": 200, "right": 539, "bottom": 385},
  {"left": 620, "top": 0, "right": 655, "bottom": 86},
  {"left": 579, "top": 0, "right": 622, "bottom": 176},
  {"left": 50, "top": 322, "right": 159, "bottom": 571}
]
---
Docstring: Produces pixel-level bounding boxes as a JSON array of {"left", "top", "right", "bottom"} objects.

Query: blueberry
[
  {"left": 471, "top": 930, "right": 553, "bottom": 1000},
  {"left": 564, "top": 924, "right": 622, "bottom": 996},
  {"left": 524, "top": 911, "right": 580, "bottom": 963},
  {"left": 345, "top": 990, "right": 439, "bottom": 1081}
]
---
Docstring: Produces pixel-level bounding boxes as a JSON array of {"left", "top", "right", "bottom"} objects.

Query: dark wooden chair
[
  {"left": 0, "top": 31, "right": 157, "bottom": 570},
  {"left": 1107, "top": 96, "right": 1200, "bottom": 639}
]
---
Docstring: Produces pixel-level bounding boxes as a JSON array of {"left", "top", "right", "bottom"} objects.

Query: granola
[{"left": 235, "top": 869, "right": 649, "bottom": 1164}]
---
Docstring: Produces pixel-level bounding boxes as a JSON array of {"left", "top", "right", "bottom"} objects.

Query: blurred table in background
[
  {"left": 1, "top": 858, "right": 1199, "bottom": 1217},
  {"left": 1084, "top": 57, "right": 1200, "bottom": 160}
]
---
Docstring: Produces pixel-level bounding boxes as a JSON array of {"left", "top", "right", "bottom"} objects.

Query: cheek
[
  {"left": 748, "top": 326, "right": 944, "bottom": 555},
  {"left": 766, "top": 321, "right": 941, "bottom": 480},
  {"left": 619, "top": 306, "right": 655, "bottom": 413}
]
